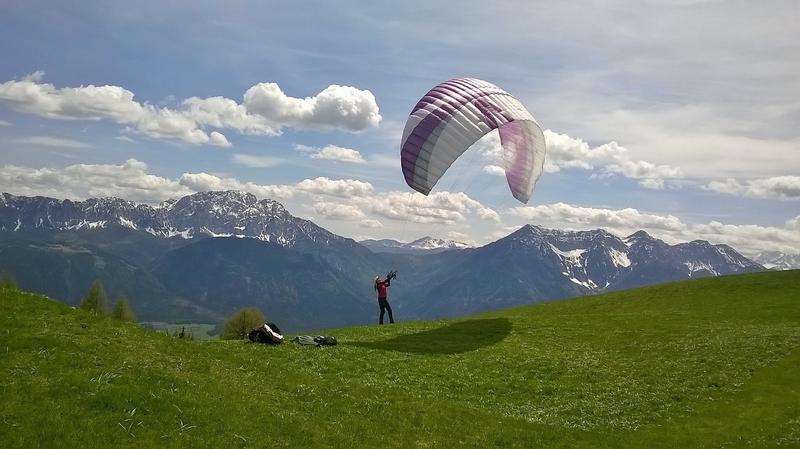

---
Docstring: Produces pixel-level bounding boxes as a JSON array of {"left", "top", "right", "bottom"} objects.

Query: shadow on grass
[{"left": 348, "top": 318, "right": 512, "bottom": 355}]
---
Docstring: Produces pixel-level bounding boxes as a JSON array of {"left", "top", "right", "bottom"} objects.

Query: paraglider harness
[{"left": 248, "top": 322, "right": 284, "bottom": 344}]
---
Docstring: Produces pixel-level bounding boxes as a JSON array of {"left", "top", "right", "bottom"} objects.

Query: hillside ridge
[{"left": 1, "top": 270, "right": 798, "bottom": 448}]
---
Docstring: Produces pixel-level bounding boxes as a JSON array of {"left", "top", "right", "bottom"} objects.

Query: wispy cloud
[
  {"left": 15, "top": 135, "right": 93, "bottom": 149},
  {"left": 703, "top": 176, "right": 800, "bottom": 200},
  {"left": 231, "top": 154, "right": 284, "bottom": 168}
]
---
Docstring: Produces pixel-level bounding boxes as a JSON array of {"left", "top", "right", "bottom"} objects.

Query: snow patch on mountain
[
  {"left": 200, "top": 227, "right": 232, "bottom": 238},
  {"left": 119, "top": 217, "right": 137, "bottom": 230},
  {"left": 146, "top": 226, "right": 193, "bottom": 239},
  {"left": 64, "top": 220, "right": 107, "bottom": 230},
  {"left": 609, "top": 248, "right": 631, "bottom": 268},
  {"left": 569, "top": 277, "right": 598, "bottom": 289},
  {"left": 548, "top": 243, "right": 587, "bottom": 261},
  {"left": 547, "top": 243, "right": 604, "bottom": 290},
  {"left": 684, "top": 261, "right": 719, "bottom": 276}
]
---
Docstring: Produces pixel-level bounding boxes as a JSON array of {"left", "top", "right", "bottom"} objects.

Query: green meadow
[{"left": 1, "top": 270, "right": 798, "bottom": 448}]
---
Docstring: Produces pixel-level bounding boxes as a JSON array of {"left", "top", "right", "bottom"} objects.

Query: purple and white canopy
[{"left": 400, "top": 78, "right": 546, "bottom": 203}]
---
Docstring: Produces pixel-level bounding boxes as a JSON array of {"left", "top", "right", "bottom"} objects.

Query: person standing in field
[{"left": 374, "top": 273, "right": 395, "bottom": 325}]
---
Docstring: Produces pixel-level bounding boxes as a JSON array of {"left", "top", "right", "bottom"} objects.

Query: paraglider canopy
[{"left": 400, "top": 78, "right": 546, "bottom": 203}]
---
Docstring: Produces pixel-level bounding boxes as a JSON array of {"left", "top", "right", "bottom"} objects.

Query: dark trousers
[{"left": 378, "top": 297, "right": 394, "bottom": 324}]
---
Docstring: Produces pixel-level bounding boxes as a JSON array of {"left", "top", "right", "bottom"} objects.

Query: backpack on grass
[
  {"left": 292, "top": 335, "right": 337, "bottom": 347},
  {"left": 248, "top": 322, "right": 284, "bottom": 344}
]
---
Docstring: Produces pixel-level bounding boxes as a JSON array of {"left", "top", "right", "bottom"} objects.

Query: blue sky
[{"left": 1, "top": 0, "right": 798, "bottom": 255}]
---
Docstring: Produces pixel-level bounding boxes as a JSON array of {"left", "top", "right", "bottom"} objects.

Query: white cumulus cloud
[
  {"left": 446, "top": 231, "right": 476, "bottom": 246},
  {"left": 295, "top": 144, "right": 366, "bottom": 163},
  {"left": 689, "top": 220, "right": 800, "bottom": 256},
  {"left": 543, "top": 130, "right": 683, "bottom": 184},
  {"left": 359, "top": 219, "right": 383, "bottom": 229},
  {"left": 296, "top": 177, "right": 374, "bottom": 199},
  {"left": 473, "top": 129, "right": 683, "bottom": 189},
  {"left": 482, "top": 165, "right": 505, "bottom": 176},
  {"left": 243, "top": 83, "right": 380, "bottom": 132},
  {"left": 177, "top": 172, "right": 294, "bottom": 199},
  {"left": 786, "top": 216, "right": 800, "bottom": 232},
  {"left": 360, "top": 191, "right": 499, "bottom": 225},
  {"left": 0, "top": 71, "right": 381, "bottom": 147},
  {"left": 510, "top": 202, "right": 686, "bottom": 233},
  {"left": 312, "top": 202, "right": 366, "bottom": 221},
  {"left": 704, "top": 176, "right": 800, "bottom": 200},
  {"left": 0, "top": 159, "right": 190, "bottom": 203}
]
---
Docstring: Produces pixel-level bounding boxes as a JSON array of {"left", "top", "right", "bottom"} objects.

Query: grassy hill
[{"left": 1, "top": 271, "right": 798, "bottom": 448}]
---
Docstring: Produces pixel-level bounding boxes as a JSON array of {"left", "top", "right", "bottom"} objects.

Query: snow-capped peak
[
  {"left": 359, "top": 236, "right": 472, "bottom": 254},
  {"left": 406, "top": 236, "right": 472, "bottom": 250},
  {"left": 752, "top": 251, "right": 800, "bottom": 270},
  {"left": 624, "top": 230, "right": 654, "bottom": 245}
]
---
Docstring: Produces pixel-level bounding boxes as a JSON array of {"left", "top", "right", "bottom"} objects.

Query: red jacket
[{"left": 375, "top": 279, "right": 390, "bottom": 299}]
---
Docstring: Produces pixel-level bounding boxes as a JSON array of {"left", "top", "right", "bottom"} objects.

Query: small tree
[
  {"left": 80, "top": 280, "right": 109, "bottom": 315},
  {"left": 221, "top": 307, "right": 265, "bottom": 340},
  {"left": 0, "top": 272, "right": 17, "bottom": 290},
  {"left": 112, "top": 295, "right": 137, "bottom": 322}
]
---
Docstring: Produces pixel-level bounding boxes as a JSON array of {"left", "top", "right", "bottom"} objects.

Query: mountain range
[
  {"left": 382, "top": 224, "right": 764, "bottom": 319},
  {"left": 360, "top": 236, "right": 472, "bottom": 254},
  {"left": 0, "top": 191, "right": 769, "bottom": 330},
  {"left": 752, "top": 251, "right": 800, "bottom": 271}
]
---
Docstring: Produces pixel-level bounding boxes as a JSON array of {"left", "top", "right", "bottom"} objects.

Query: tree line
[
  {"left": 2, "top": 272, "right": 266, "bottom": 339},
  {"left": 1, "top": 273, "right": 136, "bottom": 322},
  {"left": 77, "top": 279, "right": 137, "bottom": 322}
]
